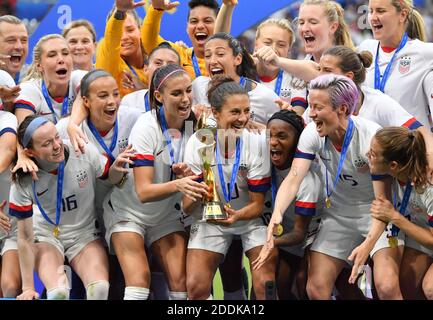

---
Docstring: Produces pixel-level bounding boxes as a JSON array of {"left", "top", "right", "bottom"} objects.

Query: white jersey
[
  {"left": 120, "top": 89, "right": 150, "bottom": 113},
  {"left": 107, "top": 110, "right": 188, "bottom": 226},
  {"left": 185, "top": 129, "right": 271, "bottom": 230},
  {"left": 9, "top": 141, "right": 109, "bottom": 237},
  {"left": 56, "top": 105, "right": 141, "bottom": 213},
  {"left": 259, "top": 70, "right": 308, "bottom": 110},
  {"left": 0, "top": 111, "right": 17, "bottom": 240},
  {"left": 262, "top": 166, "right": 322, "bottom": 256},
  {"left": 302, "top": 85, "right": 422, "bottom": 130},
  {"left": 13, "top": 70, "right": 87, "bottom": 123},
  {"left": 192, "top": 76, "right": 280, "bottom": 124},
  {"left": 393, "top": 180, "right": 433, "bottom": 231},
  {"left": 358, "top": 39, "right": 433, "bottom": 128},
  {"left": 295, "top": 116, "right": 381, "bottom": 217}
]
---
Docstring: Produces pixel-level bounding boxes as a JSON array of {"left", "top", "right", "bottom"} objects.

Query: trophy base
[{"left": 203, "top": 201, "right": 227, "bottom": 221}]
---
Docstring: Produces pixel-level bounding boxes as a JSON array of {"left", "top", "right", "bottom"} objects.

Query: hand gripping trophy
[{"left": 196, "top": 112, "right": 227, "bottom": 221}]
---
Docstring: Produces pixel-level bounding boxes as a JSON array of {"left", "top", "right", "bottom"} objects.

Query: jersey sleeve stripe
[
  {"left": 294, "top": 149, "right": 315, "bottom": 160},
  {"left": 132, "top": 154, "right": 154, "bottom": 167},
  {"left": 295, "top": 201, "right": 316, "bottom": 209},
  {"left": 9, "top": 203, "right": 33, "bottom": 218},
  {"left": 0, "top": 127, "right": 16, "bottom": 137},
  {"left": 248, "top": 177, "right": 271, "bottom": 192},
  {"left": 291, "top": 97, "right": 308, "bottom": 109},
  {"left": 195, "top": 173, "right": 204, "bottom": 183},
  {"left": 428, "top": 215, "right": 433, "bottom": 227},
  {"left": 13, "top": 100, "right": 36, "bottom": 112},
  {"left": 295, "top": 206, "right": 316, "bottom": 216},
  {"left": 371, "top": 174, "right": 390, "bottom": 181},
  {"left": 402, "top": 117, "right": 422, "bottom": 130}
]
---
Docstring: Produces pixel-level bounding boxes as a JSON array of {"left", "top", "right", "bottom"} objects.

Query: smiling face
[
  {"left": 255, "top": 24, "right": 292, "bottom": 58},
  {"left": 64, "top": 25, "right": 96, "bottom": 70},
  {"left": 37, "top": 38, "right": 73, "bottom": 87},
  {"left": 155, "top": 73, "right": 193, "bottom": 121},
  {"left": 27, "top": 122, "right": 65, "bottom": 164},
  {"left": 83, "top": 76, "right": 120, "bottom": 131},
  {"left": 366, "top": 137, "right": 390, "bottom": 174},
  {"left": 368, "top": 0, "right": 407, "bottom": 46},
  {"left": 298, "top": 4, "right": 337, "bottom": 60},
  {"left": 0, "top": 21, "right": 28, "bottom": 77},
  {"left": 204, "top": 38, "right": 242, "bottom": 79},
  {"left": 187, "top": 6, "right": 216, "bottom": 55},
  {"left": 308, "top": 89, "right": 341, "bottom": 137},
  {"left": 146, "top": 48, "right": 180, "bottom": 82},
  {"left": 268, "top": 119, "right": 298, "bottom": 169},
  {"left": 213, "top": 94, "right": 250, "bottom": 138},
  {"left": 120, "top": 14, "right": 141, "bottom": 58}
]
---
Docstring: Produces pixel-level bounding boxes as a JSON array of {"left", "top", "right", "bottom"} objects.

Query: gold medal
[
  {"left": 273, "top": 224, "right": 283, "bottom": 237},
  {"left": 325, "top": 197, "right": 331, "bottom": 209},
  {"left": 53, "top": 226, "right": 60, "bottom": 238},
  {"left": 388, "top": 236, "right": 398, "bottom": 248},
  {"left": 225, "top": 203, "right": 231, "bottom": 209}
]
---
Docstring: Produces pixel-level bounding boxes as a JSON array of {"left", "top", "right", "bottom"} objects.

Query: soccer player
[
  {"left": 358, "top": 0, "right": 433, "bottom": 129},
  {"left": 183, "top": 75, "right": 276, "bottom": 300},
  {"left": 9, "top": 115, "right": 128, "bottom": 299},
  {"left": 367, "top": 127, "right": 433, "bottom": 300}
]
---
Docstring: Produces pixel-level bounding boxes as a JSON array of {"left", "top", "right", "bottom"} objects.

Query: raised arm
[{"left": 214, "top": 0, "right": 237, "bottom": 34}]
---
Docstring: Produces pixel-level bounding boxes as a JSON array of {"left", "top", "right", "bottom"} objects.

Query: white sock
[
  {"left": 224, "top": 289, "right": 246, "bottom": 300},
  {"left": 124, "top": 286, "right": 149, "bottom": 300},
  {"left": 150, "top": 272, "right": 169, "bottom": 300},
  {"left": 206, "top": 294, "right": 213, "bottom": 300},
  {"left": 169, "top": 291, "right": 188, "bottom": 300},
  {"left": 86, "top": 280, "right": 110, "bottom": 300},
  {"left": 47, "top": 286, "right": 70, "bottom": 300}
]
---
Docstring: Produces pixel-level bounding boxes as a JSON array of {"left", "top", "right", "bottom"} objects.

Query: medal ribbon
[
  {"left": 215, "top": 134, "right": 242, "bottom": 204},
  {"left": 374, "top": 33, "right": 408, "bottom": 93},
  {"left": 325, "top": 117, "right": 354, "bottom": 202},
  {"left": 41, "top": 81, "right": 69, "bottom": 124},
  {"left": 191, "top": 51, "right": 202, "bottom": 78},
  {"left": 32, "top": 161, "right": 65, "bottom": 230},
  {"left": 87, "top": 118, "right": 118, "bottom": 164},
  {"left": 390, "top": 180, "right": 412, "bottom": 237}
]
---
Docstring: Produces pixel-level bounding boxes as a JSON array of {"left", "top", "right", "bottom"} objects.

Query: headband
[
  {"left": 23, "top": 117, "right": 49, "bottom": 148},
  {"left": 268, "top": 110, "right": 304, "bottom": 135},
  {"left": 155, "top": 69, "right": 187, "bottom": 92},
  {"left": 81, "top": 69, "right": 112, "bottom": 96}
]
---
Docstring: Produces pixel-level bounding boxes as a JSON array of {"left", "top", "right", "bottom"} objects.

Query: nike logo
[
  {"left": 39, "top": 112, "right": 53, "bottom": 116},
  {"left": 36, "top": 189, "right": 48, "bottom": 197},
  {"left": 319, "top": 155, "right": 331, "bottom": 161},
  {"left": 156, "top": 148, "right": 165, "bottom": 156}
]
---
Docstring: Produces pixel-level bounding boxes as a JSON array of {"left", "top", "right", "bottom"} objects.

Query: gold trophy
[{"left": 196, "top": 112, "right": 227, "bottom": 221}]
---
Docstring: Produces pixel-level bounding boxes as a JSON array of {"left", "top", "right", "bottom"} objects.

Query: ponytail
[
  {"left": 375, "top": 126, "right": 430, "bottom": 193},
  {"left": 391, "top": 0, "right": 427, "bottom": 41}
]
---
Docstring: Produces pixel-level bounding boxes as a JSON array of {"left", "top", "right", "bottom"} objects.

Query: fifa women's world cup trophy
[{"left": 196, "top": 112, "right": 227, "bottom": 221}]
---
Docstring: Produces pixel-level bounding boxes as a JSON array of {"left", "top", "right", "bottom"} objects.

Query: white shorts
[
  {"left": 370, "top": 223, "right": 405, "bottom": 257},
  {"left": 0, "top": 237, "right": 17, "bottom": 256},
  {"left": 311, "top": 213, "right": 404, "bottom": 263},
  {"left": 107, "top": 214, "right": 185, "bottom": 251},
  {"left": 187, "top": 219, "right": 266, "bottom": 257},
  {"left": 405, "top": 236, "right": 433, "bottom": 258},
  {"left": 34, "top": 221, "right": 101, "bottom": 262}
]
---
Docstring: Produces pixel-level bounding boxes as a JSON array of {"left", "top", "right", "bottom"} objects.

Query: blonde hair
[
  {"left": 62, "top": 19, "right": 97, "bottom": 43},
  {"left": 301, "top": 0, "right": 354, "bottom": 49},
  {"left": 391, "top": 0, "right": 426, "bottom": 41},
  {"left": 255, "top": 18, "right": 295, "bottom": 47},
  {"left": 23, "top": 34, "right": 67, "bottom": 81}
]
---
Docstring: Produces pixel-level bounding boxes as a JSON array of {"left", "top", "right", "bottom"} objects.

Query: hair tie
[{"left": 23, "top": 117, "right": 49, "bottom": 148}]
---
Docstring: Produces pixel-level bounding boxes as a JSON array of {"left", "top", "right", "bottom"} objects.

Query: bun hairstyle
[
  {"left": 322, "top": 46, "right": 372, "bottom": 87},
  {"left": 207, "top": 75, "right": 248, "bottom": 113},
  {"left": 374, "top": 126, "right": 430, "bottom": 192}
]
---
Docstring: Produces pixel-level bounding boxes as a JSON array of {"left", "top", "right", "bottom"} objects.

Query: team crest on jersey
[
  {"left": 354, "top": 157, "right": 368, "bottom": 172},
  {"left": 118, "top": 137, "right": 128, "bottom": 153},
  {"left": 291, "top": 77, "right": 307, "bottom": 90},
  {"left": 190, "top": 224, "right": 199, "bottom": 238},
  {"left": 398, "top": 56, "right": 411, "bottom": 74},
  {"left": 280, "top": 88, "right": 292, "bottom": 102},
  {"left": 76, "top": 169, "right": 89, "bottom": 188}
]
